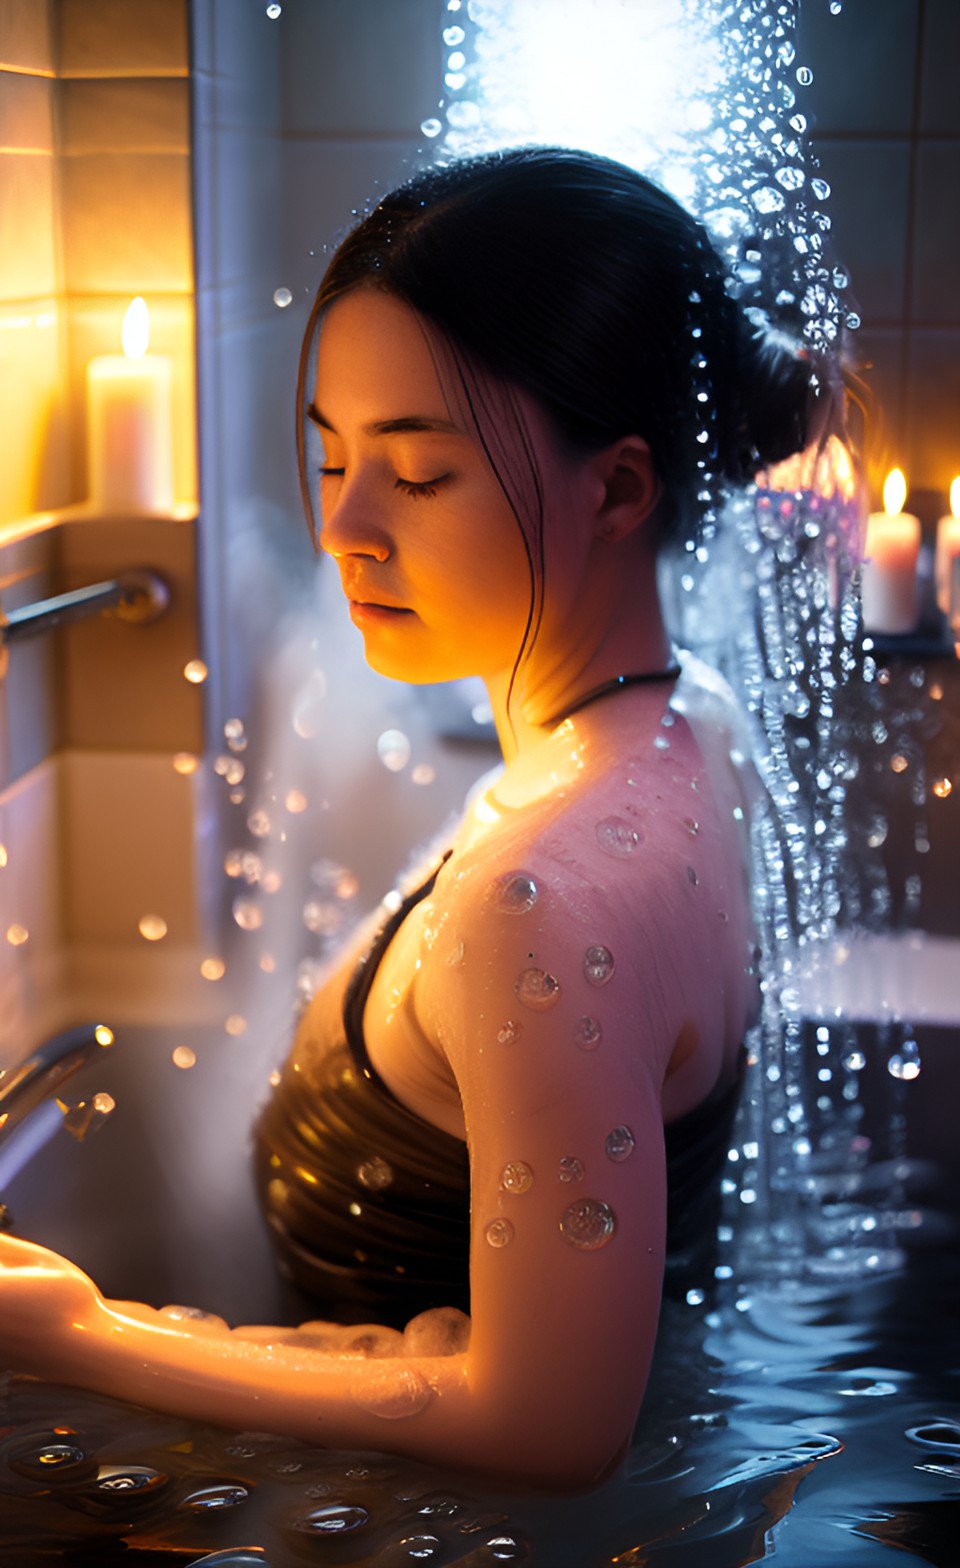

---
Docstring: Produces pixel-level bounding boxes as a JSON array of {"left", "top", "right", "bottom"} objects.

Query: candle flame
[
  {"left": 950, "top": 476, "right": 960, "bottom": 520},
  {"left": 121, "top": 296, "right": 150, "bottom": 359},
  {"left": 882, "top": 467, "right": 907, "bottom": 517}
]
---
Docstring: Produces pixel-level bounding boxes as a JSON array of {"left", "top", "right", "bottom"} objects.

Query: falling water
[{"left": 428, "top": 0, "right": 940, "bottom": 1281}]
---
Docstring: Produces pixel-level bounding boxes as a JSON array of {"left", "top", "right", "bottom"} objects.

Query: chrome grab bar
[{"left": 0, "top": 568, "right": 169, "bottom": 646}]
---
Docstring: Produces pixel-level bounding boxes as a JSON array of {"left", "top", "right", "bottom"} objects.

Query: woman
[{"left": 0, "top": 148, "right": 826, "bottom": 1488}]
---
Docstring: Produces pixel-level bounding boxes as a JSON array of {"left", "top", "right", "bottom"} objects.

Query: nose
[{"left": 317, "top": 473, "right": 391, "bottom": 564}]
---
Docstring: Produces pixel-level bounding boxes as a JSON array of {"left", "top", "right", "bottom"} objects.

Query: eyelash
[{"left": 318, "top": 468, "right": 449, "bottom": 500}]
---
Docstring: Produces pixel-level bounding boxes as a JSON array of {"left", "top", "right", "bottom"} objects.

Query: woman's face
[{"left": 311, "top": 288, "right": 538, "bottom": 687}]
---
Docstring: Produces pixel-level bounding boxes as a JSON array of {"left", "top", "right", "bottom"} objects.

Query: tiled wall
[{"left": 798, "top": 0, "right": 960, "bottom": 512}]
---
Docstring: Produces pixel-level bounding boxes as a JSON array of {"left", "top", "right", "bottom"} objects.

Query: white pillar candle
[
  {"left": 86, "top": 297, "right": 174, "bottom": 514},
  {"left": 934, "top": 476, "right": 960, "bottom": 619},
  {"left": 861, "top": 468, "right": 921, "bottom": 635}
]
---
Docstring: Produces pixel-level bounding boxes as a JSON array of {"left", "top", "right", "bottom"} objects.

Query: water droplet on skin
[
  {"left": 95, "top": 1464, "right": 168, "bottom": 1494},
  {"left": 351, "top": 1365, "right": 435, "bottom": 1419},
  {"left": 402, "top": 1536, "right": 442, "bottom": 1559},
  {"left": 232, "top": 898, "right": 262, "bottom": 931},
  {"left": 684, "top": 818, "right": 700, "bottom": 835},
  {"left": 501, "top": 1161, "right": 534, "bottom": 1193},
  {"left": 595, "top": 817, "right": 642, "bottom": 856},
  {"left": 515, "top": 967, "right": 561, "bottom": 1010},
  {"left": 358, "top": 1156, "right": 393, "bottom": 1191},
  {"left": 574, "top": 1015, "right": 602, "bottom": 1050},
  {"left": 583, "top": 945, "right": 615, "bottom": 986},
  {"left": 273, "top": 285, "right": 292, "bottom": 307},
  {"left": 687, "top": 865, "right": 699, "bottom": 886},
  {"left": 559, "top": 1198, "right": 617, "bottom": 1250},
  {"left": 445, "top": 939, "right": 465, "bottom": 966},
  {"left": 559, "top": 1155, "right": 584, "bottom": 1182},
  {"left": 377, "top": 729, "right": 411, "bottom": 771},
  {"left": 605, "top": 1125, "right": 636, "bottom": 1162},
  {"left": 497, "top": 1019, "right": 522, "bottom": 1044},
  {"left": 485, "top": 1217, "right": 514, "bottom": 1248},
  {"left": 491, "top": 872, "right": 539, "bottom": 913},
  {"left": 291, "top": 1502, "right": 371, "bottom": 1533}
]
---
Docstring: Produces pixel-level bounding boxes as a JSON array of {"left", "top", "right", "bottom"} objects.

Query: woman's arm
[{"left": 0, "top": 836, "right": 695, "bottom": 1488}]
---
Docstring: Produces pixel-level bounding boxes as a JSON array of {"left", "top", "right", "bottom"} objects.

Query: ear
[{"left": 590, "top": 437, "right": 662, "bottom": 541}]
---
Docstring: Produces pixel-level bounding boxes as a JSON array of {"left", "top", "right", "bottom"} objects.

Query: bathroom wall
[{"left": 798, "top": 0, "right": 960, "bottom": 511}]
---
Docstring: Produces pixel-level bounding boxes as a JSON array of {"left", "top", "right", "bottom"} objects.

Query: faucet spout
[{"left": 0, "top": 1024, "right": 116, "bottom": 1198}]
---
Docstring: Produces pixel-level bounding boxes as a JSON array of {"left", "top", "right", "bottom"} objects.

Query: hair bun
[{"left": 728, "top": 323, "right": 822, "bottom": 482}]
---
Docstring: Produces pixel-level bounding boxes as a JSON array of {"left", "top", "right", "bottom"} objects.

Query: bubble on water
[
  {"left": 515, "top": 967, "right": 561, "bottom": 1010},
  {"left": 247, "top": 809, "right": 271, "bottom": 838},
  {"left": 273, "top": 286, "right": 292, "bottom": 308},
  {"left": 420, "top": 117, "right": 443, "bottom": 138},
  {"left": 605, "top": 1125, "right": 636, "bottom": 1162},
  {"left": 378, "top": 728, "right": 411, "bottom": 771},
  {"left": 559, "top": 1197, "right": 617, "bottom": 1250},
  {"left": 583, "top": 945, "right": 615, "bottom": 986},
  {"left": 172, "top": 1045, "right": 196, "bottom": 1069},
  {"left": 501, "top": 1161, "right": 534, "bottom": 1194},
  {"left": 559, "top": 1155, "right": 584, "bottom": 1182},
  {"left": 177, "top": 1482, "right": 250, "bottom": 1511},
  {"left": 491, "top": 871, "right": 539, "bottom": 913},
  {"left": 358, "top": 1156, "right": 394, "bottom": 1191},
  {"left": 352, "top": 1365, "right": 435, "bottom": 1419},
  {"left": 138, "top": 914, "right": 167, "bottom": 941},
  {"left": 497, "top": 1019, "right": 522, "bottom": 1044},
  {"left": 232, "top": 898, "right": 262, "bottom": 931},
  {"left": 485, "top": 1217, "right": 515, "bottom": 1248},
  {"left": 574, "top": 1015, "right": 602, "bottom": 1051},
  {"left": 595, "top": 816, "right": 642, "bottom": 856}
]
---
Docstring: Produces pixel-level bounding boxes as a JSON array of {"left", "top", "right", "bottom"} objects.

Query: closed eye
[{"left": 395, "top": 475, "right": 450, "bottom": 499}]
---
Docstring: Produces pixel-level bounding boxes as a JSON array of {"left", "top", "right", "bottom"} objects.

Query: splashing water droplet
[
  {"left": 605, "top": 1125, "right": 636, "bottom": 1162},
  {"left": 273, "top": 286, "right": 292, "bottom": 307},
  {"left": 492, "top": 872, "right": 539, "bottom": 913},
  {"left": 583, "top": 945, "right": 615, "bottom": 986},
  {"left": 559, "top": 1197, "right": 617, "bottom": 1250},
  {"left": 595, "top": 817, "right": 642, "bottom": 856},
  {"left": 420, "top": 117, "right": 443, "bottom": 138},
  {"left": 515, "top": 968, "right": 561, "bottom": 1010},
  {"left": 172, "top": 1045, "right": 196, "bottom": 1069},
  {"left": 138, "top": 914, "right": 167, "bottom": 941},
  {"left": 266, "top": 1, "right": 281, "bottom": 14},
  {"left": 5, "top": 923, "right": 28, "bottom": 946},
  {"left": 247, "top": 809, "right": 271, "bottom": 837},
  {"left": 796, "top": 64, "right": 813, "bottom": 85},
  {"left": 183, "top": 659, "right": 208, "bottom": 684},
  {"left": 485, "top": 1217, "right": 514, "bottom": 1248},
  {"left": 232, "top": 898, "right": 262, "bottom": 931},
  {"left": 501, "top": 1161, "right": 534, "bottom": 1194},
  {"left": 574, "top": 1015, "right": 602, "bottom": 1051},
  {"left": 377, "top": 729, "right": 411, "bottom": 771},
  {"left": 888, "top": 1041, "right": 921, "bottom": 1081},
  {"left": 358, "top": 1156, "right": 393, "bottom": 1191}
]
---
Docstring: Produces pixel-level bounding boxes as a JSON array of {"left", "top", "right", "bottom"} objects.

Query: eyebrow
[{"left": 307, "top": 403, "right": 463, "bottom": 438}]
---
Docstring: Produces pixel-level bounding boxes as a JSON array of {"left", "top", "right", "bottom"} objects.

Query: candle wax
[
  {"left": 861, "top": 510, "right": 921, "bottom": 635},
  {"left": 87, "top": 354, "right": 173, "bottom": 514}
]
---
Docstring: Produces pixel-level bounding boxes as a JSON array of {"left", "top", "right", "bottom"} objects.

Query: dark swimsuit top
[{"left": 254, "top": 862, "right": 745, "bottom": 1329}]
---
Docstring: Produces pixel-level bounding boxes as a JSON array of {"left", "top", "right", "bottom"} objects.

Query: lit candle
[
  {"left": 935, "top": 476, "right": 960, "bottom": 621},
  {"left": 861, "top": 467, "right": 921, "bottom": 635},
  {"left": 86, "top": 297, "right": 174, "bottom": 513}
]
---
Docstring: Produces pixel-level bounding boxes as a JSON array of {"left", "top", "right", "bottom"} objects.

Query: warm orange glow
[
  {"left": 882, "top": 467, "right": 907, "bottom": 517},
  {"left": 760, "top": 435, "right": 858, "bottom": 501},
  {"left": 121, "top": 297, "right": 150, "bottom": 360},
  {"left": 950, "top": 477, "right": 960, "bottom": 520}
]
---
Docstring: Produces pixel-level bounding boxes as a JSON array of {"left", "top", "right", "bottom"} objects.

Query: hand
[{"left": 0, "top": 1234, "right": 104, "bottom": 1380}]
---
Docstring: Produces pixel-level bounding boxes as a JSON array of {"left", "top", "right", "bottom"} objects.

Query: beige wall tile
[
  {"left": 61, "top": 78, "right": 189, "bottom": 155},
  {"left": 905, "top": 330, "right": 960, "bottom": 496},
  {"left": 58, "top": 0, "right": 188, "bottom": 79},
  {"left": 0, "top": 69, "right": 54, "bottom": 149},
  {"left": 66, "top": 293, "right": 197, "bottom": 509},
  {"left": 0, "top": 299, "right": 67, "bottom": 526},
  {"left": 0, "top": 0, "right": 54, "bottom": 74},
  {"left": 60, "top": 151, "right": 193, "bottom": 294},
  {"left": 0, "top": 151, "right": 57, "bottom": 301}
]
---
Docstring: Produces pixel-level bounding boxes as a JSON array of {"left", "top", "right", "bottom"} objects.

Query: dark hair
[{"left": 299, "top": 145, "right": 823, "bottom": 547}]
